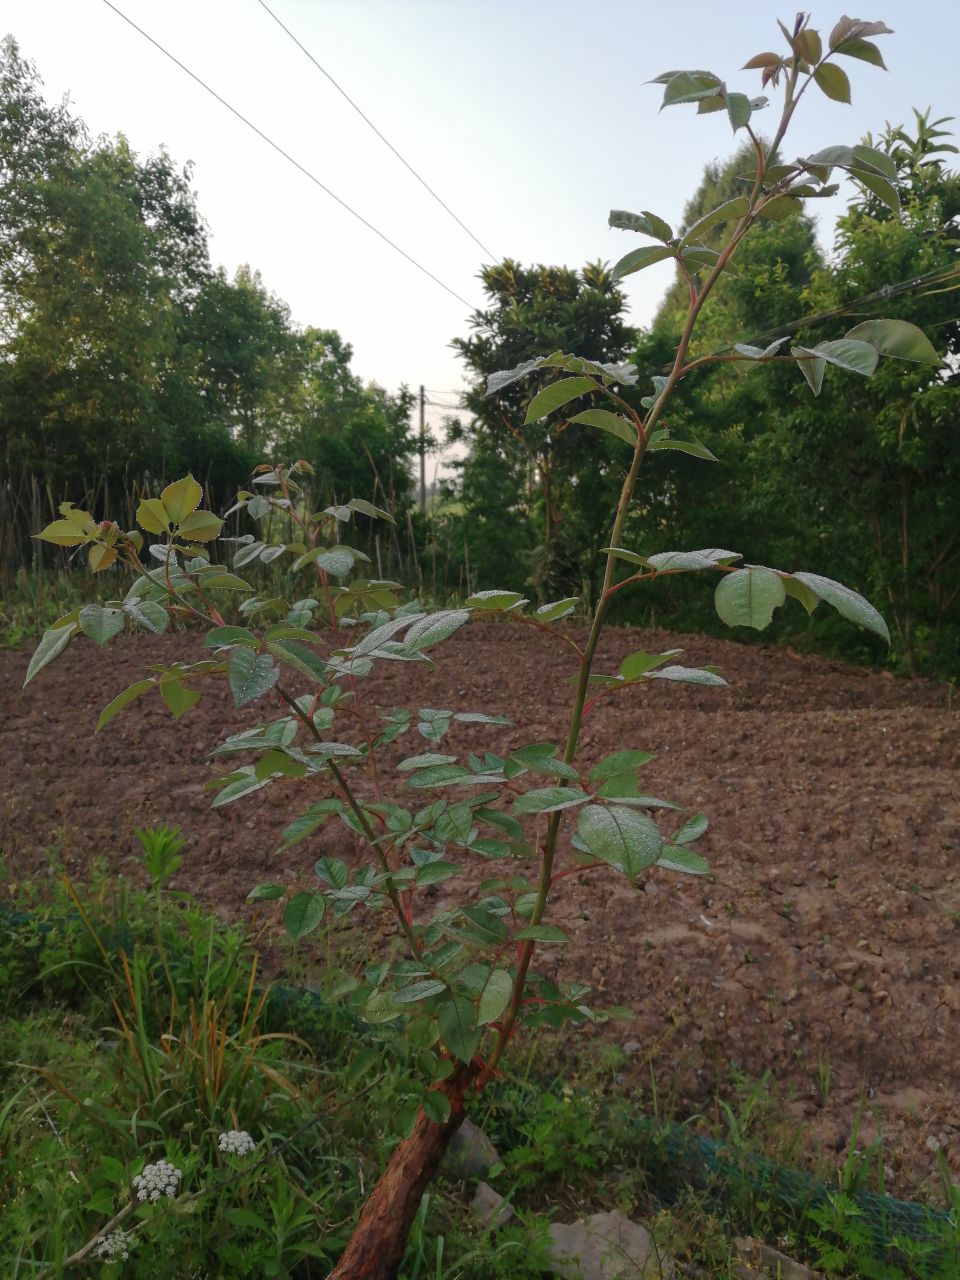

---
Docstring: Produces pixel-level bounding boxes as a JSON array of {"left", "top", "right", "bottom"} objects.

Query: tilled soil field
[{"left": 2, "top": 624, "right": 958, "bottom": 1197}]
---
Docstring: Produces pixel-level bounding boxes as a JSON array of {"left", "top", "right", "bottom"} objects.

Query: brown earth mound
[{"left": 2, "top": 624, "right": 958, "bottom": 1198}]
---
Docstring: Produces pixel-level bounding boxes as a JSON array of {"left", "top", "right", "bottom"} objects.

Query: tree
[{"left": 451, "top": 260, "right": 636, "bottom": 599}]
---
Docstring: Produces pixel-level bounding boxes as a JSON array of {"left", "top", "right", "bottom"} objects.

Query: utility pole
[{"left": 418, "top": 384, "right": 426, "bottom": 514}]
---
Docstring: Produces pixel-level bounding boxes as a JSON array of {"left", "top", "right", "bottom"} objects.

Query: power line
[
  {"left": 255, "top": 0, "right": 497, "bottom": 263},
  {"left": 100, "top": 0, "right": 477, "bottom": 311}
]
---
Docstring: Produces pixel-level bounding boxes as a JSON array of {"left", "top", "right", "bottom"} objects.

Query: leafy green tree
[{"left": 451, "top": 260, "right": 636, "bottom": 599}]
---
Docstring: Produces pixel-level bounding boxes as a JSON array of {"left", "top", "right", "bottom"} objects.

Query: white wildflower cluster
[
  {"left": 218, "top": 1129, "right": 257, "bottom": 1157},
  {"left": 94, "top": 1230, "right": 133, "bottom": 1262},
  {"left": 133, "top": 1158, "right": 182, "bottom": 1202}
]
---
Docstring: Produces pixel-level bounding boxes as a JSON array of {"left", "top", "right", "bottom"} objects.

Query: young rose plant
[{"left": 26, "top": 14, "right": 942, "bottom": 1279}]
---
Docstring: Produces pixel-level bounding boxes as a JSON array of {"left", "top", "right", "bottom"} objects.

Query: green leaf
[
  {"left": 834, "top": 37, "right": 886, "bottom": 68},
  {"left": 648, "top": 550, "right": 718, "bottom": 572},
  {"left": 247, "top": 883, "right": 285, "bottom": 901},
  {"left": 680, "top": 196, "right": 750, "bottom": 247},
  {"left": 267, "top": 639, "right": 327, "bottom": 683},
  {"left": 607, "top": 208, "right": 673, "bottom": 241},
  {"left": 405, "top": 609, "right": 470, "bottom": 653},
  {"left": 96, "top": 678, "right": 155, "bottom": 730},
  {"left": 394, "top": 979, "right": 447, "bottom": 1003},
  {"left": 203, "top": 625, "right": 257, "bottom": 648},
  {"left": 478, "top": 969, "right": 513, "bottom": 1024},
  {"left": 510, "top": 742, "right": 579, "bottom": 781},
  {"left": 512, "top": 787, "right": 590, "bottom": 815},
  {"left": 646, "top": 435, "right": 717, "bottom": 461},
  {"left": 348, "top": 497, "right": 396, "bottom": 524},
  {"left": 228, "top": 647, "right": 280, "bottom": 707},
  {"left": 659, "top": 70, "right": 722, "bottom": 108},
  {"left": 78, "top": 605, "right": 124, "bottom": 647},
  {"left": 514, "top": 924, "right": 569, "bottom": 942},
  {"left": 123, "top": 599, "right": 169, "bottom": 634},
  {"left": 315, "top": 856, "right": 350, "bottom": 888},
  {"left": 179, "top": 510, "right": 223, "bottom": 541},
  {"left": 568, "top": 409, "right": 637, "bottom": 446},
  {"left": 589, "top": 750, "right": 655, "bottom": 781},
  {"left": 422, "top": 1090, "right": 453, "bottom": 1124},
  {"left": 657, "top": 846, "right": 711, "bottom": 876},
  {"left": 726, "top": 92, "right": 752, "bottom": 132},
  {"left": 160, "top": 475, "right": 203, "bottom": 524},
  {"left": 35, "top": 518, "right": 88, "bottom": 547},
  {"left": 136, "top": 498, "right": 170, "bottom": 535},
  {"left": 438, "top": 997, "right": 480, "bottom": 1063},
  {"left": 280, "top": 800, "right": 343, "bottom": 850},
  {"left": 397, "top": 752, "right": 458, "bottom": 772},
  {"left": 576, "top": 804, "right": 662, "bottom": 880},
  {"left": 814, "top": 63, "right": 851, "bottom": 103},
  {"left": 23, "top": 623, "right": 78, "bottom": 688},
  {"left": 648, "top": 665, "right": 727, "bottom": 687},
  {"left": 284, "top": 891, "right": 326, "bottom": 940},
  {"left": 603, "top": 546, "right": 649, "bottom": 567},
  {"left": 758, "top": 195, "right": 803, "bottom": 221},
  {"left": 160, "top": 677, "right": 201, "bottom": 720},
  {"left": 465, "top": 589, "right": 527, "bottom": 610},
  {"left": 784, "top": 576, "right": 820, "bottom": 616},
  {"left": 829, "top": 16, "right": 893, "bottom": 49},
  {"left": 674, "top": 811, "right": 708, "bottom": 845},
  {"left": 790, "top": 572, "right": 890, "bottom": 643},
  {"left": 536, "top": 597, "right": 579, "bottom": 622},
  {"left": 795, "top": 28, "right": 822, "bottom": 64},
  {"left": 524, "top": 377, "right": 596, "bottom": 424},
  {"left": 792, "top": 348, "right": 826, "bottom": 396},
  {"left": 610, "top": 244, "right": 675, "bottom": 282},
  {"left": 844, "top": 319, "right": 940, "bottom": 365},
  {"left": 486, "top": 354, "right": 549, "bottom": 397},
  {"left": 811, "top": 339, "right": 879, "bottom": 377},
  {"left": 714, "top": 566, "right": 786, "bottom": 631}
]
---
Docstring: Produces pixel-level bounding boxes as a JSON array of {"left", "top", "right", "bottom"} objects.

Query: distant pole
[{"left": 418, "top": 384, "right": 426, "bottom": 514}]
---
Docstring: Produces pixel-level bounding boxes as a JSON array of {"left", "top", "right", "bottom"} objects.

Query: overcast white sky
[{"left": 5, "top": 1, "right": 959, "bottom": 447}]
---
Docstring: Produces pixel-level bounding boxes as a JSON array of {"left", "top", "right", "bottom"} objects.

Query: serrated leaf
[
  {"left": 589, "top": 750, "right": 655, "bottom": 781},
  {"left": 844, "top": 319, "right": 940, "bottom": 365},
  {"left": 160, "top": 475, "right": 203, "bottom": 524},
  {"left": 726, "top": 92, "right": 752, "bottom": 132},
  {"left": 279, "top": 800, "right": 343, "bottom": 850},
  {"left": 814, "top": 63, "right": 851, "bottom": 103},
  {"left": 608, "top": 208, "right": 674, "bottom": 241},
  {"left": 784, "top": 576, "right": 820, "bottom": 615},
  {"left": 465, "top": 589, "right": 526, "bottom": 610},
  {"left": 23, "top": 623, "right": 77, "bottom": 688},
  {"left": 646, "top": 436, "right": 717, "bottom": 461},
  {"left": 160, "top": 677, "right": 201, "bottom": 720},
  {"left": 78, "top": 605, "right": 124, "bottom": 647},
  {"left": 348, "top": 497, "right": 396, "bottom": 524},
  {"left": 536, "top": 597, "right": 579, "bottom": 622},
  {"left": 510, "top": 742, "right": 579, "bottom": 781},
  {"left": 228, "top": 647, "right": 280, "bottom": 707},
  {"left": 485, "top": 355, "right": 548, "bottom": 397},
  {"left": 680, "top": 196, "right": 750, "bottom": 247},
  {"left": 759, "top": 195, "right": 802, "bottom": 221},
  {"left": 35, "top": 518, "right": 88, "bottom": 547},
  {"left": 524, "top": 377, "right": 596, "bottom": 424},
  {"left": 247, "top": 883, "right": 285, "bottom": 901},
  {"left": 203, "top": 625, "right": 257, "bottom": 648},
  {"left": 809, "top": 339, "right": 879, "bottom": 377},
  {"left": 394, "top": 979, "right": 447, "bottom": 1004},
  {"left": 648, "top": 550, "right": 718, "bottom": 572},
  {"left": 438, "top": 997, "right": 480, "bottom": 1063},
  {"left": 611, "top": 244, "right": 674, "bottom": 282},
  {"left": 568, "top": 409, "right": 637, "bottom": 445},
  {"left": 405, "top": 609, "right": 470, "bottom": 653},
  {"left": 179, "top": 510, "right": 223, "bottom": 541},
  {"left": 792, "top": 348, "right": 826, "bottom": 395},
  {"left": 660, "top": 69, "right": 722, "bottom": 108},
  {"left": 512, "top": 787, "right": 589, "bottom": 815},
  {"left": 647, "top": 665, "right": 728, "bottom": 687},
  {"left": 478, "top": 969, "right": 513, "bottom": 1024},
  {"left": 714, "top": 566, "right": 786, "bottom": 631},
  {"left": 267, "top": 638, "right": 327, "bottom": 683},
  {"left": 851, "top": 167, "right": 900, "bottom": 212},
  {"left": 657, "top": 846, "right": 711, "bottom": 876},
  {"left": 397, "top": 752, "right": 458, "bottom": 772},
  {"left": 136, "top": 498, "right": 170, "bottom": 535},
  {"left": 577, "top": 804, "right": 662, "bottom": 880},
  {"left": 96, "top": 678, "right": 155, "bottom": 730},
  {"left": 123, "top": 599, "right": 169, "bottom": 634},
  {"left": 829, "top": 17, "right": 893, "bottom": 50},
  {"left": 284, "top": 891, "right": 326, "bottom": 940},
  {"left": 833, "top": 36, "right": 885, "bottom": 68},
  {"left": 674, "top": 811, "right": 708, "bottom": 845},
  {"left": 514, "top": 924, "right": 569, "bottom": 942},
  {"left": 790, "top": 571, "right": 890, "bottom": 643}
]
